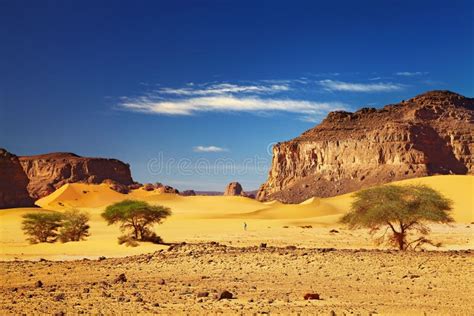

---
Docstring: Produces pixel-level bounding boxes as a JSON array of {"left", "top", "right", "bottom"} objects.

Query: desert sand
[
  {"left": 0, "top": 175, "right": 472, "bottom": 261},
  {"left": 1, "top": 175, "right": 473, "bottom": 315}
]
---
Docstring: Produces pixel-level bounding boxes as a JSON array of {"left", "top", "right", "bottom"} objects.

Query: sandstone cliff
[
  {"left": 257, "top": 90, "right": 474, "bottom": 203},
  {"left": 0, "top": 149, "right": 34, "bottom": 208},
  {"left": 19, "top": 152, "right": 134, "bottom": 199}
]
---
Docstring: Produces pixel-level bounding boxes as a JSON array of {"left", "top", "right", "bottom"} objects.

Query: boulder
[
  {"left": 224, "top": 182, "right": 243, "bottom": 196},
  {"left": 304, "top": 293, "right": 320, "bottom": 300},
  {"left": 218, "top": 290, "right": 233, "bottom": 300}
]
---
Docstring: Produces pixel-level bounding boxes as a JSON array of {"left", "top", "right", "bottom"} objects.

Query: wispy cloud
[
  {"left": 395, "top": 71, "right": 428, "bottom": 76},
  {"left": 120, "top": 95, "right": 345, "bottom": 116},
  {"left": 318, "top": 80, "right": 404, "bottom": 92},
  {"left": 119, "top": 82, "right": 347, "bottom": 121},
  {"left": 158, "top": 83, "right": 290, "bottom": 96},
  {"left": 193, "top": 146, "right": 228, "bottom": 153}
]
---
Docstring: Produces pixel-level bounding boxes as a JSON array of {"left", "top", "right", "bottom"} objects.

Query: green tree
[
  {"left": 340, "top": 184, "right": 453, "bottom": 250},
  {"left": 59, "top": 209, "right": 90, "bottom": 242},
  {"left": 102, "top": 200, "right": 171, "bottom": 244},
  {"left": 22, "top": 212, "right": 63, "bottom": 244}
]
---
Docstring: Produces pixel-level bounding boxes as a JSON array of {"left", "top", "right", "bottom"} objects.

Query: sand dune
[
  {"left": 36, "top": 175, "right": 473, "bottom": 223},
  {"left": 1, "top": 175, "right": 472, "bottom": 260}
]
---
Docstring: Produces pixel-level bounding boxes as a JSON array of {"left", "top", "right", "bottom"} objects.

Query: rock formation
[
  {"left": 224, "top": 182, "right": 244, "bottom": 196},
  {"left": 0, "top": 149, "right": 34, "bottom": 208},
  {"left": 19, "top": 152, "right": 134, "bottom": 199},
  {"left": 141, "top": 182, "right": 179, "bottom": 194},
  {"left": 180, "top": 190, "right": 196, "bottom": 196},
  {"left": 257, "top": 90, "right": 474, "bottom": 203}
]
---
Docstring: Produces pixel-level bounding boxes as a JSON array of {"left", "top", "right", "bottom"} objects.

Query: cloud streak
[
  {"left": 159, "top": 83, "right": 290, "bottom": 96},
  {"left": 193, "top": 146, "right": 228, "bottom": 153},
  {"left": 319, "top": 80, "right": 404, "bottom": 92},
  {"left": 395, "top": 71, "right": 428, "bottom": 76},
  {"left": 120, "top": 95, "right": 345, "bottom": 117},
  {"left": 119, "top": 82, "right": 347, "bottom": 121}
]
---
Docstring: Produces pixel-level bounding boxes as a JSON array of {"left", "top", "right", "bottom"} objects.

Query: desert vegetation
[
  {"left": 102, "top": 200, "right": 171, "bottom": 246},
  {"left": 58, "top": 210, "right": 90, "bottom": 242},
  {"left": 341, "top": 184, "right": 453, "bottom": 250},
  {"left": 22, "top": 210, "right": 90, "bottom": 244}
]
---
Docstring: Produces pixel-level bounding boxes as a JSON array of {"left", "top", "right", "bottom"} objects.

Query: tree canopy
[
  {"left": 340, "top": 184, "right": 453, "bottom": 250},
  {"left": 59, "top": 209, "right": 90, "bottom": 242},
  {"left": 102, "top": 200, "right": 171, "bottom": 243},
  {"left": 22, "top": 212, "right": 64, "bottom": 243}
]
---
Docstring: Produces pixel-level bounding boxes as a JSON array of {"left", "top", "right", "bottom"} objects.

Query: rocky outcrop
[
  {"left": 141, "top": 182, "right": 179, "bottom": 194},
  {"left": 0, "top": 149, "right": 34, "bottom": 208},
  {"left": 180, "top": 190, "right": 196, "bottom": 196},
  {"left": 224, "top": 182, "right": 244, "bottom": 196},
  {"left": 257, "top": 91, "right": 474, "bottom": 203},
  {"left": 19, "top": 153, "right": 134, "bottom": 199}
]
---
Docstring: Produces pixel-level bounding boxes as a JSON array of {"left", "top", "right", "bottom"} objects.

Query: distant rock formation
[
  {"left": 18, "top": 152, "right": 134, "bottom": 199},
  {"left": 141, "top": 182, "right": 179, "bottom": 194},
  {"left": 224, "top": 182, "right": 244, "bottom": 196},
  {"left": 180, "top": 190, "right": 196, "bottom": 196},
  {"left": 257, "top": 90, "right": 474, "bottom": 203},
  {"left": 0, "top": 149, "right": 34, "bottom": 208},
  {"left": 157, "top": 185, "right": 179, "bottom": 194}
]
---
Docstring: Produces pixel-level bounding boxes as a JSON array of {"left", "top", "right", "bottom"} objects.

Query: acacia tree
[
  {"left": 22, "top": 212, "right": 63, "bottom": 243},
  {"left": 59, "top": 209, "right": 90, "bottom": 242},
  {"left": 340, "top": 184, "right": 453, "bottom": 250},
  {"left": 102, "top": 200, "right": 171, "bottom": 244}
]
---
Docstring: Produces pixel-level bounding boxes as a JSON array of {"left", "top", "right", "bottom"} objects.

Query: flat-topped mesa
[
  {"left": 19, "top": 152, "right": 134, "bottom": 199},
  {"left": 257, "top": 90, "right": 474, "bottom": 203}
]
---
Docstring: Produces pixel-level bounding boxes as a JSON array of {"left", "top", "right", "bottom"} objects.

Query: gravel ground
[{"left": 1, "top": 243, "right": 473, "bottom": 315}]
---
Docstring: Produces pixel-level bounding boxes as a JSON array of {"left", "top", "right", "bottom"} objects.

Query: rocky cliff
[
  {"left": 18, "top": 152, "right": 134, "bottom": 199},
  {"left": 257, "top": 91, "right": 474, "bottom": 203},
  {"left": 0, "top": 149, "right": 34, "bottom": 208}
]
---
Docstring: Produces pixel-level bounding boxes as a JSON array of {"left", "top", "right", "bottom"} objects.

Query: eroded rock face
[
  {"left": 0, "top": 149, "right": 34, "bottom": 208},
  {"left": 257, "top": 91, "right": 474, "bottom": 203},
  {"left": 224, "top": 182, "right": 244, "bottom": 196},
  {"left": 19, "top": 153, "right": 134, "bottom": 199}
]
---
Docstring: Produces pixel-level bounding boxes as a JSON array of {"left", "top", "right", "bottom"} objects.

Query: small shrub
[
  {"left": 22, "top": 212, "right": 63, "bottom": 244},
  {"left": 142, "top": 231, "right": 163, "bottom": 244},
  {"left": 117, "top": 235, "right": 139, "bottom": 247}
]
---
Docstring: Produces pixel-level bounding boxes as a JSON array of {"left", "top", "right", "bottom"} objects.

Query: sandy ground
[
  {"left": 1, "top": 175, "right": 472, "bottom": 261},
  {"left": 0, "top": 175, "right": 473, "bottom": 314},
  {"left": 1, "top": 243, "right": 473, "bottom": 315}
]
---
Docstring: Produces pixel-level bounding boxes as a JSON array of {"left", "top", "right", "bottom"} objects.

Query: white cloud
[
  {"left": 158, "top": 83, "right": 289, "bottom": 96},
  {"left": 193, "top": 146, "right": 228, "bottom": 153},
  {"left": 120, "top": 94, "right": 346, "bottom": 117},
  {"left": 395, "top": 71, "right": 428, "bottom": 76},
  {"left": 319, "top": 80, "right": 404, "bottom": 92}
]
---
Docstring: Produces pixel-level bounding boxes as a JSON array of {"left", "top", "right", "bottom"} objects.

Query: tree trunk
[{"left": 395, "top": 232, "right": 405, "bottom": 250}]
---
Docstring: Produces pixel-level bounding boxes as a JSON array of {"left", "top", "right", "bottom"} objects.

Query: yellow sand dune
[
  {"left": 234, "top": 175, "right": 473, "bottom": 222},
  {"left": 36, "top": 175, "right": 473, "bottom": 222},
  {"left": 1, "top": 175, "right": 472, "bottom": 260}
]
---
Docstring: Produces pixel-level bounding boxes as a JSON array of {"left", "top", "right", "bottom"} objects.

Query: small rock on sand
[{"left": 219, "top": 290, "right": 233, "bottom": 300}]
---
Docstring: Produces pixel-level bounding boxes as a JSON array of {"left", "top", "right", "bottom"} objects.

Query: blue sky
[{"left": 1, "top": 0, "right": 473, "bottom": 191}]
